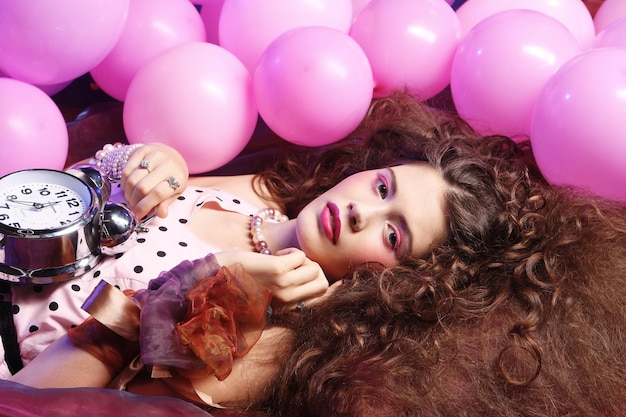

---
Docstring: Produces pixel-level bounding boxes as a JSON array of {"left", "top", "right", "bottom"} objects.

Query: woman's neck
[{"left": 262, "top": 220, "right": 300, "bottom": 253}]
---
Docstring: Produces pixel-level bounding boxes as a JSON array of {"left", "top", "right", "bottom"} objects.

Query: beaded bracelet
[{"left": 89, "top": 143, "right": 144, "bottom": 180}]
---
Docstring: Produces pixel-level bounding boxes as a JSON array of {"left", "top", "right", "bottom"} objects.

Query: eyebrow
[{"left": 388, "top": 168, "right": 414, "bottom": 260}]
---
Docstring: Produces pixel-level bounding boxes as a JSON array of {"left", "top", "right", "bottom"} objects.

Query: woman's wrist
[{"left": 89, "top": 142, "right": 145, "bottom": 180}]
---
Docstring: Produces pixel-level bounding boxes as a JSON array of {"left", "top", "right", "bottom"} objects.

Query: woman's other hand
[
  {"left": 121, "top": 143, "right": 189, "bottom": 219},
  {"left": 214, "top": 249, "right": 330, "bottom": 312}
]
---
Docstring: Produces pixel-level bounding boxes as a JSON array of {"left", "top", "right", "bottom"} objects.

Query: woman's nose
[{"left": 348, "top": 202, "right": 383, "bottom": 232}]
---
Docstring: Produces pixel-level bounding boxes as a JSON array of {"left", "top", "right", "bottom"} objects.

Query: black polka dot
[
  {"left": 177, "top": 195, "right": 186, "bottom": 201},
  {"left": 114, "top": 285, "right": 121, "bottom": 290},
  {"left": 179, "top": 218, "right": 188, "bottom": 224},
  {"left": 84, "top": 265, "right": 91, "bottom": 272},
  {"left": 137, "top": 237, "right": 146, "bottom": 243},
  {"left": 33, "top": 285, "right": 43, "bottom": 293},
  {"left": 195, "top": 189, "right": 203, "bottom": 193},
  {"left": 179, "top": 241, "right": 188, "bottom": 247},
  {"left": 114, "top": 253, "right": 124, "bottom": 259},
  {"left": 49, "top": 302, "right": 59, "bottom": 311},
  {"left": 134, "top": 265, "right": 144, "bottom": 273},
  {"left": 232, "top": 199, "right": 241, "bottom": 204},
  {"left": 70, "top": 324, "right": 77, "bottom": 329},
  {"left": 12, "top": 305, "right": 19, "bottom": 315},
  {"left": 215, "top": 196, "right": 223, "bottom": 202},
  {"left": 94, "top": 271, "right": 101, "bottom": 278},
  {"left": 71, "top": 284, "right": 81, "bottom": 292},
  {"left": 157, "top": 251, "right": 166, "bottom": 257},
  {"left": 159, "top": 226, "right": 168, "bottom": 232},
  {"left": 29, "top": 325, "right": 39, "bottom": 333}
]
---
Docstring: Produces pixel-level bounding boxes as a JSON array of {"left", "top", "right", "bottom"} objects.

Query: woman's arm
[
  {"left": 10, "top": 334, "right": 115, "bottom": 389},
  {"left": 10, "top": 326, "right": 292, "bottom": 408}
]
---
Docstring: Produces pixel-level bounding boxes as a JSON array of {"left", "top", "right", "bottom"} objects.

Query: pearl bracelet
[{"left": 89, "top": 143, "right": 144, "bottom": 180}]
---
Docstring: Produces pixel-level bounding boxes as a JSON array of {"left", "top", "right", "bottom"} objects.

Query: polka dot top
[{"left": 0, "top": 185, "right": 260, "bottom": 378}]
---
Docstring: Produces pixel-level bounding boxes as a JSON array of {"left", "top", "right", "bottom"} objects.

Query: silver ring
[
  {"left": 296, "top": 300, "right": 306, "bottom": 311},
  {"left": 167, "top": 176, "right": 180, "bottom": 190},
  {"left": 140, "top": 159, "right": 151, "bottom": 172}
]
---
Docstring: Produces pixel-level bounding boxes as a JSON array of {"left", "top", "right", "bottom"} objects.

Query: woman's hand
[
  {"left": 120, "top": 143, "right": 189, "bottom": 219},
  {"left": 214, "top": 248, "right": 330, "bottom": 312}
]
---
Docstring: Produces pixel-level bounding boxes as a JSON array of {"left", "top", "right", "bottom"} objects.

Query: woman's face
[{"left": 296, "top": 162, "right": 449, "bottom": 280}]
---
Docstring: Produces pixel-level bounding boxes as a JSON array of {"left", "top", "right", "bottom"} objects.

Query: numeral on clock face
[{"left": 0, "top": 170, "right": 93, "bottom": 231}]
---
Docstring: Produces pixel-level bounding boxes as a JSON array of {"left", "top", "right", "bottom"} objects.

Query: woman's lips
[{"left": 322, "top": 202, "right": 341, "bottom": 244}]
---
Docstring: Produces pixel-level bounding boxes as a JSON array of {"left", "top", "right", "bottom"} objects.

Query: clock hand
[
  {"left": 6, "top": 199, "right": 60, "bottom": 210},
  {"left": 6, "top": 198, "right": 42, "bottom": 208}
]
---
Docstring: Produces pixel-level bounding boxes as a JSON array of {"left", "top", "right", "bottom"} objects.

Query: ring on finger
[
  {"left": 296, "top": 300, "right": 306, "bottom": 311},
  {"left": 167, "top": 176, "right": 180, "bottom": 190},
  {"left": 140, "top": 159, "right": 151, "bottom": 172}
]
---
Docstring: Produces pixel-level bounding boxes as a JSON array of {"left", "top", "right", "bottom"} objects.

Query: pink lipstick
[{"left": 321, "top": 202, "right": 341, "bottom": 244}]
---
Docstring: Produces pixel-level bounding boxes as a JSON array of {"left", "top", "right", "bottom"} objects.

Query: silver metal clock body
[{"left": 0, "top": 169, "right": 103, "bottom": 284}]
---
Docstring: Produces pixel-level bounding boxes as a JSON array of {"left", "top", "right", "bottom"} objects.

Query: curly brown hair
[
  {"left": 256, "top": 136, "right": 626, "bottom": 416},
  {"left": 214, "top": 93, "right": 597, "bottom": 416}
]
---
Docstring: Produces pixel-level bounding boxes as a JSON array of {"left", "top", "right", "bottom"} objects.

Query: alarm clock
[{"left": 0, "top": 166, "right": 141, "bottom": 284}]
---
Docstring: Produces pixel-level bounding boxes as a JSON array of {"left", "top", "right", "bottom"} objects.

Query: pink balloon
[
  {"left": 123, "top": 42, "right": 257, "bottom": 174},
  {"left": 254, "top": 27, "right": 373, "bottom": 146},
  {"left": 90, "top": 0, "right": 206, "bottom": 102},
  {"left": 594, "top": 0, "right": 626, "bottom": 33},
  {"left": 352, "top": 0, "right": 372, "bottom": 19},
  {"left": 592, "top": 16, "right": 626, "bottom": 49},
  {"left": 456, "top": 0, "right": 595, "bottom": 50},
  {"left": 450, "top": 10, "right": 581, "bottom": 139},
  {"left": 200, "top": 0, "right": 226, "bottom": 44},
  {"left": 0, "top": 0, "right": 129, "bottom": 85},
  {"left": 350, "top": 0, "right": 460, "bottom": 100},
  {"left": 36, "top": 80, "right": 74, "bottom": 97},
  {"left": 0, "top": 78, "right": 69, "bottom": 176},
  {"left": 219, "top": 0, "right": 353, "bottom": 72},
  {"left": 530, "top": 47, "right": 626, "bottom": 203}
]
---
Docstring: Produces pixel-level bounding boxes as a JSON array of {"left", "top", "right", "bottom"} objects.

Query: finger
[
  {"left": 155, "top": 195, "right": 177, "bottom": 218},
  {"left": 271, "top": 248, "right": 307, "bottom": 269},
  {"left": 132, "top": 180, "right": 178, "bottom": 219},
  {"left": 270, "top": 264, "right": 329, "bottom": 304}
]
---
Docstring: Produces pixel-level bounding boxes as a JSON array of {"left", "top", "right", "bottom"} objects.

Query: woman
[
  {"left": 2, "top": 93, "right": 456, "bottom": 378},
  {"left": 9, "top": 92, "right": 534, "bottom": 409}
]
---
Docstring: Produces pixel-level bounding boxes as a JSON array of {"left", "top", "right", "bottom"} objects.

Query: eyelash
[{"left": 377, "top": 175, "right": 400, "bottom": 251}]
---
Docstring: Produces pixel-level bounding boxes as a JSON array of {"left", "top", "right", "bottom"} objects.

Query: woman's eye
[
  {"left": 387, "top": 226, "right": 398, "bottom": 250},
  {"left": 377, "top": 178, "right": 388, "bottom": 199}
]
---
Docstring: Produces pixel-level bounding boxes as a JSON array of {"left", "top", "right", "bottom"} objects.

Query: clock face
[{"left": 0, "top": 169, "right": 93, "bottom": 231}]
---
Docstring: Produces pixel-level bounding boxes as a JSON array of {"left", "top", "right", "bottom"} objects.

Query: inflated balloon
[
  {"left": 219, "top": 0, "right": 353, "bottom": 72},
  {"left": 593, "top": 0, "right": 626, "bottom": 34},
  {"left": 123, "top": 42, "right": 258, "bottom": 174},
  {"left": 592, "top": 16, "right": 626, "bottom": 49},
  {"left": 530, "top": 47, "right": 626, "bottom": 203},
  {"left": 456, "top": 0, "right": 595, "bottom": 50},
  {"left": 450, "top": 10, "right": 581, "bottom": 139},
  {"left": 254, "top": 27, "right": 373, "bottom": 146},
  {"left": 0, "top": 78, "right": 69, "bottom": 176},
  {"left": 91, "top": 0, "right": 206, "bottom": 102},
  {"left": 352, "top": 0, "right": 372, "bottom": 19},
  {"left": 0, "top": 0, "right": 129, "bottom": 85},
  {"left": 36, "top": 80, "right": 73, "bottom": 97},
  {"left": 350, "top": 0, "right": 460, "bottom": 100},
  {"left": 200, "top": 0, "right": 226, "bottom": 44}
]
